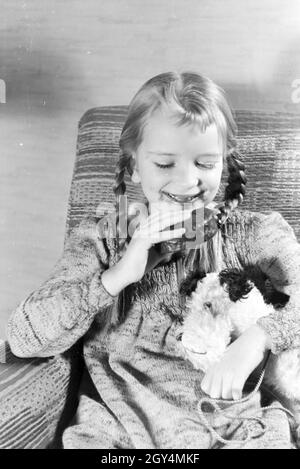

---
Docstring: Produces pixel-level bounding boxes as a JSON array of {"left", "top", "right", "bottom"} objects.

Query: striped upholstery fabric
[
  {"left": 0, "top": 106, "right": 299, "bottom": 449},
  {"left": 0, "top": 340, "right": 83, "bottom": 449},
  {"left": 65, "top": 107, "right": 300, "bottom": 242}
]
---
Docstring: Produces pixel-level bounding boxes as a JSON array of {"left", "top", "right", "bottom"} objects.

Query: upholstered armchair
[{"left": 0, "top": 107, "right": 299, "bottom": 449}]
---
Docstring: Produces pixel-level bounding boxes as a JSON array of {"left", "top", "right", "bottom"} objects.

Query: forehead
[{"left": 141, "top": 109, "right": 222, "bottom": 154}]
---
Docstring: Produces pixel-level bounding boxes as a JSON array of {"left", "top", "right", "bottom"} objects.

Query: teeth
[{"left": 164, "top": 192, "right": 200, "bottom": 202}]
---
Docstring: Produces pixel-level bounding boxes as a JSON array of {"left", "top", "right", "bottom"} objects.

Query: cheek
[
  {"left": 138, "top": 166, "right": 167, "bottom": 202},
  {"left": 201, "top": 171, "right": 222, "bottom": 203},
  {"left": 203, "top": 168, "right": 222, "bottom": 191},
  {"left": 141, "top": 165, "right": 169, "bottom": 189}
]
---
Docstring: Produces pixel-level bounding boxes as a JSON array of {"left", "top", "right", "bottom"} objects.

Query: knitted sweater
[{"left": 6, "top": 208, "right": 300, "bottom": 449}]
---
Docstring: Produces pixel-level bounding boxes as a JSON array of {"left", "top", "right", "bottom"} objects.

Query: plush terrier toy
[{"left": 177, "top": 266, "right": 300, "bottom": 426}]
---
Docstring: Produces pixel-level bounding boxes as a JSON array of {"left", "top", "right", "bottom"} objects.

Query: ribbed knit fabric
[{"left": 6, "top": 208, "right": 300, "bottom": 449}]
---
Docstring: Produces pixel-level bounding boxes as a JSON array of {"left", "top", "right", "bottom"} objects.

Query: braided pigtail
[
  {"left": 112, "top": 151, "right": 132, "bottom": 256},
  {"left": 217, "top": 148, "right": 247, "bottom": 226},
  {"left": 108, "top": 151, "right": 133, "bottom": 328},
  {"left": 113, "top": 152, "right": 128, "bottom": 201}
]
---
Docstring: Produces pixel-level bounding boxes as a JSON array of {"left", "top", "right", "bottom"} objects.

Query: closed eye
[{"left": 155, "top": 162, "right": 217, "bottom": 170}]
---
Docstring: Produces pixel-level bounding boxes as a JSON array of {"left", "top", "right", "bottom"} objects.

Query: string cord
[{"left": 197, "top": 351, "right": 297, "bottom": 446}]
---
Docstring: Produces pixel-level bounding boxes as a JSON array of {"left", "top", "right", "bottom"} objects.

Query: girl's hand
[
  {"left": 200, "top": 325, "right": 272, "bottom": 401},
  {"left": 118, "top": 203, "right": 193, "bottom": 284}
]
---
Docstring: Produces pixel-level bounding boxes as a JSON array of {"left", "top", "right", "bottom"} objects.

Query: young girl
[{"left": 6, "top": 72, "right": 300, "bottom": 449}]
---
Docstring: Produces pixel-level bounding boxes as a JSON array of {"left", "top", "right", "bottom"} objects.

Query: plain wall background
[{"left": 1, "top": 0, "right": 300, "bottom": 339}]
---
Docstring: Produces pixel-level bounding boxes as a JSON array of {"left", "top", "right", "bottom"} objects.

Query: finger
[
  {"left": 134, "top": 211, "right": 181, "bottom": 234},
  {"left": 128, "top": 202, "right": 184, "bottom": 227},
  {"left": 143, "top": 228, "right": 186, "bottom": 247},
  {"left": 201, "top": 369, "right": 222, "bottom": 399},
  {"left": 149, "top": 201, "right": 196, "bottom": 216},
  {"left": 151, "top": 199, "right": 204, "bottom": 214},
  {"left": 231, "top": 376, "right": 246, "bottom": 400},
  {"left": 155, "top": 227, "right": 186, "bottom": 243},
  {"left": 209, "top": 374, "right": 223, "bottom": 399},
  {"left": 133, "top": 227, "right": 186, "bottom": 250},
  {"left": 221, "top": 374, "right": 234, "bottom": 400},
  {"left": 138, "top": 211, "right": 191, "bottom": 237},
  {"left": 147, "top": 208, "right": 192, "bottom": 227}
]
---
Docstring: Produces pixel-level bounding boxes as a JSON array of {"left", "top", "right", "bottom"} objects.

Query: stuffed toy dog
[{"left": 176, "top": 266, "right": 300, "bottom": 425}]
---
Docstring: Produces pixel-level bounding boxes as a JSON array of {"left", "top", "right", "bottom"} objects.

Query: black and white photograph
[{"left": 0, "top": 0, "right": 300, "bottom": 452}]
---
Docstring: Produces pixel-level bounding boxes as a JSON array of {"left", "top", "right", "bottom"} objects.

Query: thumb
[{"left": 127, "top": 202, "right": 148, "bottom": 237}]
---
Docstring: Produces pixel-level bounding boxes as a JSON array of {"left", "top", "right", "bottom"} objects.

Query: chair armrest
[{"left": 0, "top": 339, "right": 84, "bottom": 449}]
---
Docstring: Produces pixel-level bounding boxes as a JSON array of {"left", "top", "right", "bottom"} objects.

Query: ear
[
  {"left": 219, "top": 268, "right": 254, "bottom": 302},
  {"left": 131, "top": 170, "right": 141, "bottom": 184},
  {"left": 130, "top": 154, "right": 141, "bottom": 184},
  {"left": 179, "top": 270, "right": 207, "bottom": 297}
]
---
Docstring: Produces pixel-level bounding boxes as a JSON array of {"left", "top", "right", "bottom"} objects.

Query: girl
[{"left": 6, "top": 72, "right": 300, "bottom": 449}]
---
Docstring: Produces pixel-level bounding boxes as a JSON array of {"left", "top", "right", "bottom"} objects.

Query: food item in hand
[{"left": 157, "top": 206, "right": 221, "bottom": 254}]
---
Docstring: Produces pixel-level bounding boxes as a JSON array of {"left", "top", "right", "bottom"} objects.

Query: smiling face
[{"left": 132, "top": 107, "right": 224, "bottom": 212}]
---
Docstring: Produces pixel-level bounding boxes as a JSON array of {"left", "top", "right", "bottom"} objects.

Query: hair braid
[
  {"left": 112, "top": 152, "right": 132, "bottom": 254},
  {"left": 112, "top": 152, "right": 130, "bottom": 203},
  {"left": 109, "top": 152, "right": 133, "bottom": 329},
  {"left": 217, "top": 148, "right": 247, "bottom": 226}
]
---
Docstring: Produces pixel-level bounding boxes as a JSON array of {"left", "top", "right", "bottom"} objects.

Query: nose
[{"left": 173, "top": 163, "right": 201, "bottom": 194}]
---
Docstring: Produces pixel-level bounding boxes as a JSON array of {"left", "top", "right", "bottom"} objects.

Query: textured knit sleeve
[
  {"left": 250, "top": 211, "right": 300, "bottom": 354},
  {"left": 6, "top": 215, "right": 118, "bottom": 358}
]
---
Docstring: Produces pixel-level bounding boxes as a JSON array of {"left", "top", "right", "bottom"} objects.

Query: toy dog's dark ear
[
  {"left": 219, "top": 268, "right": 254, "bottom": 302},
  {"left": 179, "top": 270, "right": 207, "bottom": 297}
]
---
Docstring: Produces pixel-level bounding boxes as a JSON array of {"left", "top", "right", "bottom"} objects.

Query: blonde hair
[{"left": 121, "top": 72, "right": 236, "bottom": 159}]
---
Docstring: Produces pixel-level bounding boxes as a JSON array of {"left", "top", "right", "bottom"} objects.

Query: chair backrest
[{"left": 65, "top": 107, "right": 300, "bottom": 244}]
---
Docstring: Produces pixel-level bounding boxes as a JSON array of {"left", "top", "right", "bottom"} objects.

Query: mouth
[{"left": 162, "top": 189, "right": 206, "bottom": 204}]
